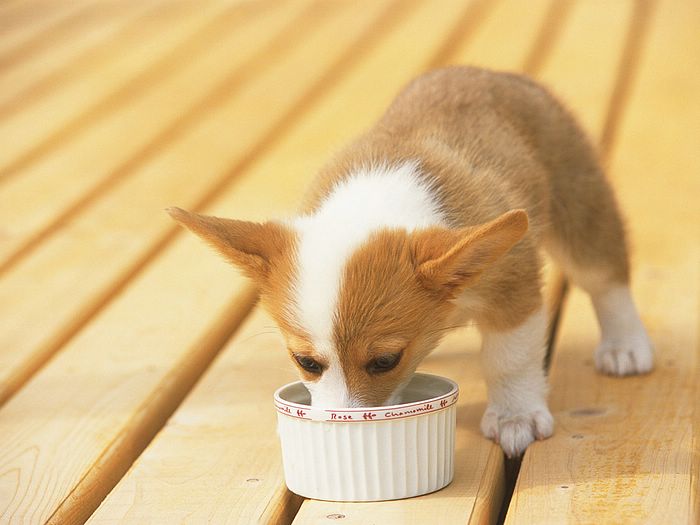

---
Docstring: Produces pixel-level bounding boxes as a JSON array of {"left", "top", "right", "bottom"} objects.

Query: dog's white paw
[
  {"left": 480, "top": 405, "right": 554, "bottom": 458},
  {"left": 595, "top": 334, "right": 654, "bottom": 376}
]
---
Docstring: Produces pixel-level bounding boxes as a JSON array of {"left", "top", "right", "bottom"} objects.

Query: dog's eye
[
  {"left": 294, "top": 355, "right": 323, "bottom": 374},
  {"left": 367, "top": 351, "right": 402, "bottom": 374}
]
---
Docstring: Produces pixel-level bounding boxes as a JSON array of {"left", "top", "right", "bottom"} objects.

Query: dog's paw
[
  {"left": 480, "top": 405, "right": 554, "bottom": 458},
  {"left": 595, "top": 334, "right": 654, "bottom": 376}
]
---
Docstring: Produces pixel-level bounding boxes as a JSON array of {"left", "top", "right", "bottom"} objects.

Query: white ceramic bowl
[{"left": 274, "top": 373, "right": 459, "bottom": 501}]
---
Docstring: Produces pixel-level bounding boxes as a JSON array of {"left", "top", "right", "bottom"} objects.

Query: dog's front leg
[{"left": 479, "top": 305, "right": 554, "bottom": 457}]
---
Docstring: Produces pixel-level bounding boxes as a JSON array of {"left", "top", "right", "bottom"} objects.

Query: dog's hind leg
[{"left": 542, "top": 160, "right": 654, "bottom": 376}]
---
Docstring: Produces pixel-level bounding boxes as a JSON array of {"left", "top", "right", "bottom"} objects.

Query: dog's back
[{"left": 304, "top": 66, "right": 628, "bottom": 284}]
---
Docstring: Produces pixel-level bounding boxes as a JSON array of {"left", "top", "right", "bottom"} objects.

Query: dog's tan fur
[{"left": 169, "top": 67, "right": 650, "bottom": 455}]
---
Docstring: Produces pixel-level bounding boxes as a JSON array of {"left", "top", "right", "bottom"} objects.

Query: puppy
[{"left": 168, "top": 66, "right": 653, "bottom": 457}]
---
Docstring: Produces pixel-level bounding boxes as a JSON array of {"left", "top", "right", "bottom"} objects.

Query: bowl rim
[{"left": 273, "top": 372, "right": 459, "bottom": 422}]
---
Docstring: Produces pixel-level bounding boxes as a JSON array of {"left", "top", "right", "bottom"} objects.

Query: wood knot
[{"left": 569, "top": 407, "right": 605, "bottom": 417}]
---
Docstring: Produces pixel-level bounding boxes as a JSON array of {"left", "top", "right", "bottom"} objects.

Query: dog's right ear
[
  {"left": 412, "top": 209, "right": 529, "bottom": 296},
  {"left": 166, "top": 207, "right": 294, "bottom": 283}
]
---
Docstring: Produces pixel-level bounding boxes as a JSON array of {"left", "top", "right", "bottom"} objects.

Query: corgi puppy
[{"left": 168, "top": 66, "right": 654, "bottom": 457}]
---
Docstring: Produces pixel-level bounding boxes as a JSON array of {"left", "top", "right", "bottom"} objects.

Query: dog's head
[{"left": 168, "top": 207, "right": 527, "bottom": 407}]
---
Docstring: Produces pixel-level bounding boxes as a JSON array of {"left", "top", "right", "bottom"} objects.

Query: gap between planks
[
  {"left": 0, "top": 0, "right": 167, "bottom": 115},
  {"left": 505, "top": 0, "right": 657, "bottom": 520},
  {"left": 507, "top": 0, "right": 699, "bottom": 521}
]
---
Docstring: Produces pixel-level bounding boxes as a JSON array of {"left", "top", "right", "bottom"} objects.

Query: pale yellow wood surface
[
  {"left": 0, "top": 1, "right": 306, "bottom": 272},
  {"left": 0, "top": 0, "right": 96, "bottom": 58},
  {"left": 0, "top": 2, "right": 394, "bottom": 523},
  {"left": 0, "top": 0, "right": 230, "bottom": 175},
  {"left": 535, "top": 0, "right": 633, "bottom": 145},
  {"left": 87, "top": 307, "right": 302, "bottom": 524},
  {"left": 0, "top": 0, "right": 351, "bottom": 406},
  {"left": 0, "top": 0, "right": 164, "bottom": 110},
  {"left": 506, "top": 0, "right": 700, "bottom": 523},
  {"left": 447, "top": 0, "right": 555, "bottom": 72}
]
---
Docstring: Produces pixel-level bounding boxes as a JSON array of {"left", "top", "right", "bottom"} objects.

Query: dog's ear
[
  {"left": 412, "top": 209, "right": 529, "bottom": 295},
  {"left": 167, "top": 207, "right": 294, "bottom": 283}
]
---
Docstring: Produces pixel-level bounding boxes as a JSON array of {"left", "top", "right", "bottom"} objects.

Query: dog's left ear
[
  {"left": 412, "top": 209, "right": 529, "bottom": 295},
  {"left": 166, "top": 207, "right": 293, "bottom": 283}
]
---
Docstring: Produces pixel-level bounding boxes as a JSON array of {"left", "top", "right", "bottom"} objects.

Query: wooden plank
[
  {"left": 0, "top": 0, "right": 312, "bottom": 406},
  {"left": 0, "top": 2, "right": 401, "bottom": 523},
  {"left": 0, "top": 0, "right": 163, "bottom": 110},
  {"left": 506, "top": 0, "right": 700, "bottom": 522},
  {"left": 0, "top": 0, "right": 294, "bottom": 274},
  {"left": 447, "top": 0, "right": 558, "bottom": 71},
  {"left": 0, "top": 0, "right": 394, "bottom": 402},
  {"left": 0, "top": 0, "right": 96, "bottom": 58},
  {"left": 0, "top": 0, "right": 295, "bottom": 269},
  {"left": 0, "top": 0, "right": 141, "bottom": 72},
  {"left": 88, "top": 1, "right": 556, "bottom": 523},
  {"left": 536, "top": 0, "right": 634, "bottom": 142},
  {"left": 87, "top": 308, "right": 302, "bottom": 524},
  {"left": 0, "top": 0, "right": 231, "bottom": 176}
]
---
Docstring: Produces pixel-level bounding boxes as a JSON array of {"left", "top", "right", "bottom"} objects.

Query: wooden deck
[{"left": 0, "top": 0, "right": 697, "bottom": 523}]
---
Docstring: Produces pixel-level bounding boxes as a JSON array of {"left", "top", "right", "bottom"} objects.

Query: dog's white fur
[
  {"left": 592, "top": 285, "right": 654, "bottom": 375},
  {"left": 546, "top": 242, "right": 653, "bottom": 375},
  {"left": 479, "top": 305, "right": 553, "bottom": 457}
]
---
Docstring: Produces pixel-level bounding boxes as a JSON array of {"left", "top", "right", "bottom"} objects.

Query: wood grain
[
  {"left": 0, "top": 2, "right": 395, "bottom": 523},
  {"left": 537, "top": 0, "right": 634, "bottom": 140},
  {"left": 0, "top": 0, "right": 331, "bottom": 406},
  {"left": 505, "top": 0, "right": 700, "bottom": 522},
  {"left": 0, "top": 0, "right": 164, "bottom": 111},
  {"left": 0, "top": 1, "right": 304, "bottom": 274},
  {"left": 0, "top": 0, "right": 227, "bottom": 176},
  {"left": 0, "top": 0, "right": 98, "bottom": 60}
]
